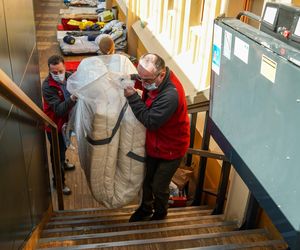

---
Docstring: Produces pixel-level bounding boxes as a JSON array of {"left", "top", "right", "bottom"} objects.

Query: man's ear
[{"left": 160, "top": 70, "right": 166, "bottom": 80}]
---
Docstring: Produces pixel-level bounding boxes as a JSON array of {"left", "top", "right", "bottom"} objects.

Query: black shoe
[
  {"left": 129, "top": 208, "right": 153, "bottom": 222},
  {"left": 150, "top": 212, "right": 167, "bottom": 221},
  {"left": 64, "top": 160, "right": 75, "bottom": 171},
  {"left": 53, "top": 182, "right": 72, "bottom": 196},
  {"left": 62, "top": 185, "right": 72, "bottom": 195}
]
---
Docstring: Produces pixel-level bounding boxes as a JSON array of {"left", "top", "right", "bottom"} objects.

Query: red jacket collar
[
  {"left": 48, "top": 74, "right": 61, "bottom": 88},
  {"left": 48, "top": 73, "right": 68, "bottom": 88}
]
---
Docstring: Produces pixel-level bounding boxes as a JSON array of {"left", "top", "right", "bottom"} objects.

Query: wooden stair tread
[
  {"left": 39, "top": 207, "right": 287, "bottom": 249},
  {"left": 38, "top": 221, "right": 237, "bottom": 248},
  {"left": 42, "top": 214, "right": 225, "bottom": 237},
  {"left": 38, "top": 229, "right": 270, "bottom": 249},
  {"left": 177, "top": 239, "right": 287, "bottom": 249},
  {"left": 52, "top": 205, "right": 138, "bottom": 217},
  {"left": 53, "top": 205, "right": 210, "bottom": 216},
  {"left": 45, "top": 210, "right": 214, "bottom": 229},
  {"left": 50, "top": 208, "right": 213, "bottom": 222}
]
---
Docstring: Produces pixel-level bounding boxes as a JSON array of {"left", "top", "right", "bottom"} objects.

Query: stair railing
[
  {"left": 186, "top": 96, "right": 231, "bottom": 214},
  {"left": 0, "top": 69, "right": 64, "bottom": 210}
]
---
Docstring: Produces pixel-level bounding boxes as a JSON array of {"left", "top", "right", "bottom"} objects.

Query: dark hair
[
  {"left": 48, "top": 55, "right": 64, "bottom": 67},
  {"left": 140, "top": 53, "right": 165, "bottom": 72}
]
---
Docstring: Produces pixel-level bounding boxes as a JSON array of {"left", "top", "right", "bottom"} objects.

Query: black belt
[
  {"left": 126, "top": 151, "right": 145, "bottom": 163},
  {"left": 86, "top": 102, "right": 128, "bottom": 145},
  {"left": 86, "top": 102, "right": 145, "bottom": 163}
]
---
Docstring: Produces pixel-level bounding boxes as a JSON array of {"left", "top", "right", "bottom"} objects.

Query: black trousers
[
  {"left": 141, "top": 156, "right": 182, "bottom": 215},
  {"left": 46, "top": 132, "right": 66, "bottom": 184}
]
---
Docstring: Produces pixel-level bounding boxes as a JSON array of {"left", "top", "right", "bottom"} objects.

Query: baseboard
[{"left": 22, "top": 203, "right": 53, "bottom": 250}]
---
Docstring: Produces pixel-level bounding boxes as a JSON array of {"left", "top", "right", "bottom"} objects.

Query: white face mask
[
  {"left": 143, "top": 82, "right": 158, "bottom": 91},
  {"left": 50, "top": 72, "right": 65, "bottom": 83}
]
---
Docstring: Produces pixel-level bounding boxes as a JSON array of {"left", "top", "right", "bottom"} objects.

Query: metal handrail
[
  {"left": 236, "top": 11, "right": 261, "bottom": 22},
  {"left": 186, "top": 148, "right": 228, "bottom": 161},
  {"left": 187, "top": 100, "right": 210, "bottom": 114},
  {"left": 186, "top": 99, "right": 231, "bottom": 214},
  {"left": 0, "top": 69, "right": 64, "bottom": 210}
]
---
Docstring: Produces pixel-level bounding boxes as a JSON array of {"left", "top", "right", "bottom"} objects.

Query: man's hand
[
  {"left": 124, "top": 86, "right": 136, "bottom": 97},
  {"left": 119, "top": 75, "right": 134, "bottom": 89},
  {"left": 70, "top": 94, "right": 77, "bottom": 102}
]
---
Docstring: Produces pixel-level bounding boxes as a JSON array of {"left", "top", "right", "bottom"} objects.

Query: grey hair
[{"left": 139, "top": 53, "right": 165, "bottom": 73}]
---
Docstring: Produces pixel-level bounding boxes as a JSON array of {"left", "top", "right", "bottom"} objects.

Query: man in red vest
[
  {"left": 124, "top": 53, "right": 190, "bottom": 221},
  {"left": 42, "top": 55, "right": 77, "bottom": 195}
]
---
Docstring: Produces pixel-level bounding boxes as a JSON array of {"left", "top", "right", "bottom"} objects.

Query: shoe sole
[
  {"left": 129, "top": 215, "right": 152, "bottom": 222},
  {"left": 64, "top": 167, "right": 75, "bottom": 171},
  {"left": 63, "top": 191, "right": 72, "bottom": 195}
]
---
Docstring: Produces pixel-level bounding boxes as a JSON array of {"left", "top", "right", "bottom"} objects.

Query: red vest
[
  {"left": 143, "top": 71, "right": 190, "bottom": 160},
  {"left": 43, "top": 78, "right": 68, "bottom": 133}
]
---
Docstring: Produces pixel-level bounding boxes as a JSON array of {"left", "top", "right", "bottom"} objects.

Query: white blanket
[
  {"left": 59, "top": 36, "right": 99, "bottom": 55},
  {"left": 69, "top": 0, "right": 98, "bottom": 7},
  {"left": 60, "top": 7, "right": 98, "bottom": 19},
  {"left": 67, "top": 55, "right": 145, "bottom": 208}
]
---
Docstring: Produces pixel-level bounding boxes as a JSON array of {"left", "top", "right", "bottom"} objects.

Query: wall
[
  {"left": 0, "top": 0, "right": 51, "bottom": 249},
  {"left": 112, "top": 0, "right": 127, "bottom": 23},
  {"left": 247, "top": 0, "right": 264, "bottom": 28},
  {"left": 110, "top": 0, "right": 222, "bottom": 96}
]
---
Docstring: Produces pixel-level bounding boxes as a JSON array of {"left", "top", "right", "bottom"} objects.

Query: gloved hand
[
  {"left": 130, "top": 74, "right": 139, "bottom": 80},
  {"left": 70, "top": 94, "right": 77, "bottom": 102},
  {"left": 119, "top": 75, "right": 134, "bottom": 89},
  {"left": 124, "top": 86, "right": 136, "bottom": 97}
]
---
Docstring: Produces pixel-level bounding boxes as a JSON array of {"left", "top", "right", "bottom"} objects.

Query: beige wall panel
[
  {"left": 137, "top": 39, "right": 148, "bottom": 59},
  {"left": 189, "top": 0, "right": 202, "bottom": 26},
  {"left": 248, "top": 0, "right": 264, "bottom": 28},
  {"left": 118, "top": 6, "right": 127, "bottom": 23},
  {"left": 226, "top": 0, "right": 244, "bottom": 18},
  {"left": 127, "top": 0, "right": 138, "bottom": 57},
  {"left": 224, "top": 170, "right": 250, "bottom": 227},
  {"left": 258, "top": 210, "right": 285, "bottom": 240}
]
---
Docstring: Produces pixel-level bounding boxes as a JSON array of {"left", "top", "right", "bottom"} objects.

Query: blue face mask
[
  {"left": 143, "top": 82, "right": 158, "bottom": 91},
  {"left": 50, "top": 72, "right": 65, "bottom": 83}
]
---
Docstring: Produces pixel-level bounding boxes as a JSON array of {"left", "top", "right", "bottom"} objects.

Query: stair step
[
  {"left": 38, "top": 229, "right": 270, "bottom": 249},
  {"left": 53, "top": 205, "right": 138, "bottom": 215},
  {"left": 178, "top": 239, "right": 287, "bottom": 249},
  {"left": 51, "top": 207, "right": 212, "bottom": 222},
  {"left": 38, "top": 221, "right": 237, "bottom": 248},
  {"left": 45, "top": 210, "right": 213, "bottom": 229},
  {"left": 53, "top": 205, "right": 210, "bottom": 217},
  {"left": 41, "top": 214, "right": 224, "bottom": 238}
]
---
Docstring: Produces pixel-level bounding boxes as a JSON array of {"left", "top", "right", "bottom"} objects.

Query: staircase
[{"left": 37, "top": 205, "right": 287, "bottom": 249}]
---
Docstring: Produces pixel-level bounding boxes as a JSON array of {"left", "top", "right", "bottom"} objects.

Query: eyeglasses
[{"left": 136, "top": 71, "right": 162, "bottom": 83}]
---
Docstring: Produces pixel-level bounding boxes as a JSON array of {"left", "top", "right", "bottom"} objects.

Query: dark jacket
[
  {"left": 127, "top": 67, "right": 190, "bottom": 160},
  {"left": 42, "top": 72, "right": 75, "bottom": 132}
]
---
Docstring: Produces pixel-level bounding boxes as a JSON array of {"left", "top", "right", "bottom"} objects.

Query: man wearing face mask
[
  {"left": 124, "top": 53, "right": 190, "bottom": 221},
  {"left": 42, "top": 55, "right": 77, "bottom": 195}
]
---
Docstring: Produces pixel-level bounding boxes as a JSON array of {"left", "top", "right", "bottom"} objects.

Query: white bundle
[{"left": 67, "top": 55, "right": 145, "bottom": 208}]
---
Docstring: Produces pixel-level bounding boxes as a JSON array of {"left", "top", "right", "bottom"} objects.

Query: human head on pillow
[{"left": 95, "top": 34, "right": 115, "bottom": 55}]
